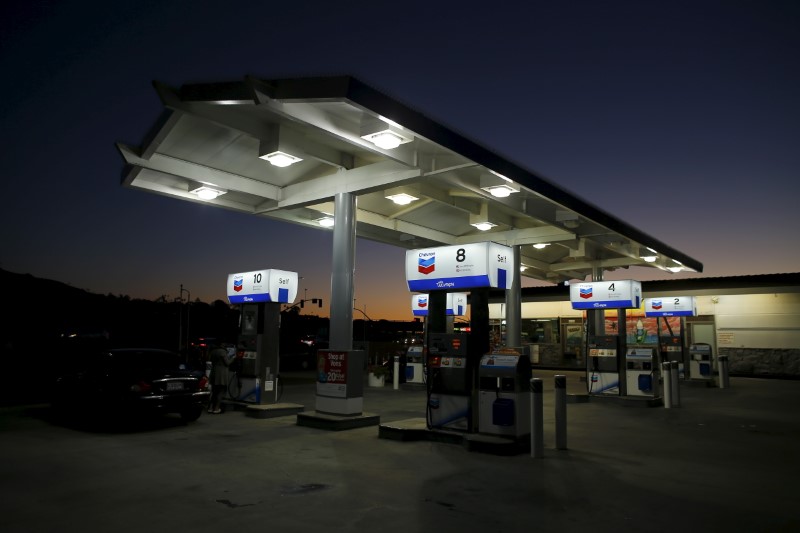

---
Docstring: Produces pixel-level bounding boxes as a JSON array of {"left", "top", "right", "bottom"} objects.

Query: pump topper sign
[
  {"left": 405, "top": 242, "right": 513, "bottom": 291},
  {"left": 644, "top": 296, "right": 697, "bottom": 317},
  {"left": 569, "top": 280, "right": 642, "bottom": 310},
  {"left": 411, "top": 293, "right": 467, "bottom": 316},
  {"left": 226, "top": 269, "right": 298, "bottom": 304}
]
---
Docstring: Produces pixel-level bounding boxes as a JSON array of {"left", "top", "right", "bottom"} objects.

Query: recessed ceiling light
[
  {"left": 190, "top": 185, "right": 225, "bottom": 200},
  {"left": 360, "top": 123, "right": 413, "bottom": 150},
  {"left": 386, "top": 193, "right": 419, "bottom": 205},
  {"left": 260, "top": 151, "right": 302, "bottom": 167},
  {"left": 365, "top": 131, "right": 403, "bottom": 149},
  {"left": 533, "top": 243, "right": 550, "bottom": 250},
  {"left": 480, "top": 174, "right": 519, "bottom": 198},
  {"left": 470, "top": 222, "right": 496, "bottom": 231},
  {"left": 483, "top": 185, "right": 519, "bottom": 198},
  {"left": 316, "top": 216, "right": 335, "bottom": 227}
]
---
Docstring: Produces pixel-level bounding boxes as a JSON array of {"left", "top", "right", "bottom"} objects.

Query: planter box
[{"left": 367, "top": 373, "right": 385, "bottom": 387}]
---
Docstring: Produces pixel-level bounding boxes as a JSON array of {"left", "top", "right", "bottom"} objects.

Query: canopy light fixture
[
  {"left": 360, "top": 119, "right": 413, "bottom": 150},
  {"left": 470, "top": 221, "right": 496, "bottom": 231},
  {"left": 316, "top": 216, "right": 335, "bottom": 228},
  {"left": 190, "top": 184, "right": 226, "bottom": 201},
  {"left": 469, "top": 202, "right": 501, "bottom": 232},
  {"left": 483, "top": 184, "right": 518, "bottom": 198},
  {"left": 667, "top": 266, "right": 683, "bottom": 273},
  {"left": 533, "top": 243, "right": 550, "bottom": 250},
  {"left": 473, "top": 222, "right": 494, "bottom": 231},
  {"left": 520, "top": 264, "right": 528, "bottom": 272},
  {"left": 480, "top": 174, "right": 519, "bottom": 198},
  {"left": 640, "top": 255, "right": 658, "bottom": 263},
  {"left": 260, "top": 150, "right": 302, "bottom": 167},
  {"left": 365, "top": 131, "right": 403, "bottom": 149},
  {"left": 385, "top": 192, "right": 419, "bottom": 205}
]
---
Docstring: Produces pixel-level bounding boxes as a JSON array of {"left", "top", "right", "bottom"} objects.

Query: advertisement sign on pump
[
  {"left": 644, "top": 296, "right": 697, "bottom": 317},
  {"left": 411, "top": 293, "right": 468, "bottom": 316},
  {"left": 316, "top": 350, "right": 348, "bottom": 398},
  {"left": 569, "top": 280, "right": 642, "bottom": 309},
  {"left": 405, "top": 242, "right": 513, "bottom": 291},
  {"left": 226, "top": 269, "right": 298, "bottom": 304}
]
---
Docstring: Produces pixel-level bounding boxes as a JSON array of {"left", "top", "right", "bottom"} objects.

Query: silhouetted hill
[
  {"left": 0, "top": 268, "right": 243, "bottom": 405},
  {"left": 0, "top": 269, "right": 417, "bottom": 405}
]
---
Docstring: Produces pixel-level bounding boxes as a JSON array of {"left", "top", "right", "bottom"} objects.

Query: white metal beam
[{"left": 117, "top": 144, "right": 281, "bottom": 199}]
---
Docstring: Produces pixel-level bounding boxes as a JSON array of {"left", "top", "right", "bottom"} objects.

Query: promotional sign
[
  {"left": 405, "top": 242, "right": 513, "bottom": 291},
  {"left": 644, "top": 296, "right": 697, "bottom": 317},
  {"left": 226, "top": 269, "right": 298, "bottom": 304},
  {"left": 316, "top": 350, "right": 348, "bottom": 398},
  {"left": 411, "top": 292, "right": 468, "bottom": 316},
  {"left": 569, "top": 280, "right": 642, "bottom": 310},
  {"left": 480, "top": 354, "right": 519, "bottom": 368}
]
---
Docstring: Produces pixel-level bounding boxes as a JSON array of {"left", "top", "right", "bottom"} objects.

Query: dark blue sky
[{"left": 1, "top": 1, "right": 798, "bottom": 319}]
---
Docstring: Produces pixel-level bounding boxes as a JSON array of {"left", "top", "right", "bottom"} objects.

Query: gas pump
[
  {"left": 689, "top": 343, "right": 714, "bottom": 381},
  {"left": 478, "top": 348, "right": 531, "bottom": 438},
  {"left": 625, "top": 346, "right": 660, "bottom": 397},
  {"left": 426, "top": 333, "right": 471, "bottom": 431},
  {"left": 225, "top": 269, "right": 297, "bottom": 405},
  {"left": 586, "top": 335, "right": 620, "bottom": 395},
  {"left": 660, "top": 336, "right": 684, "bottom": 379},
  {"left": 405, "top": 345, "right": 425, "bottom": 384},
  {"left": 228, "top": 303, "right": 280, "bottom": 403},
  {"left": 230, "top": 330, "right": 259, "bottom": 402}
]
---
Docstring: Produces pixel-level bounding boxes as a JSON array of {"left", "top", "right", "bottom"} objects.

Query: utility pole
[{"left": 178, "top": 284, "right": 191, "bottom": 360}]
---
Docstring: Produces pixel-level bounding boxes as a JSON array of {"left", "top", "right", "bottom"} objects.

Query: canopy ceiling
[{"left": 117, "top": 75, "right": 702, "bottom": 283}]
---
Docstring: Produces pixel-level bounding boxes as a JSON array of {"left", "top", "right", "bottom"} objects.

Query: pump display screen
[{"left": 588, "top": 348, "right": 616, "bottom": 357}]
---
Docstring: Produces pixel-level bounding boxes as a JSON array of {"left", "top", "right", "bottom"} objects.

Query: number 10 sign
[{"left": 226, "top": 269, "right": 298, "bottom": 304}]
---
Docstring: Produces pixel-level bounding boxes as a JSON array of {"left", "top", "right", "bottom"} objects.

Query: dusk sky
[{"left": 1, "top": 1, "right": 798, "bottom": 320}]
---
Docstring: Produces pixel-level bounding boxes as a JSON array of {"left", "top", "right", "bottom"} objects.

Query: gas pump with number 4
[{"left": 587, "top": 335, "right": 620, "bottom": 395}]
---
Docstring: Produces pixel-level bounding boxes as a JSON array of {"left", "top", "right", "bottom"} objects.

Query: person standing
[{"left": 208, "top": 341, "right": 232, "bottom": 414}]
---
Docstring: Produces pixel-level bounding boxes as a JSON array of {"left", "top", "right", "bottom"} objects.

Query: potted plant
[{"left": 367, "top": 363, "right": 389, "bottom": 387}]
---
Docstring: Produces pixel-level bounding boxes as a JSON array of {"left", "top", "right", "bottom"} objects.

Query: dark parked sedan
[{"left": 52, "top": 348, "right": 210, "bottom": 423}]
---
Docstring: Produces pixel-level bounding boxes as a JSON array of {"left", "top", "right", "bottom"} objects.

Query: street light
[{"left": 353, "top": 306, "right": 373, "bottom": 344}]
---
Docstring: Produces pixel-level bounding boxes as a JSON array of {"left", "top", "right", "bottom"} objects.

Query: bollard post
[
  {"left": 555, "top": 374, "right": 567, "bottom": 450},
  {"left": 718, "top": 355, "right": 730, "bottom": 389},
  {"left": 393, "top": 356, "right": 400, "bottom": 390},
  {"left": 670, "top": 361, "right": 681, "bottom": 407},
  {"left": 530, "top": 378, "right": 544, "bottom": 458},
  {"left": 662, "top": 361, "right": 672, "bottom": 409}
]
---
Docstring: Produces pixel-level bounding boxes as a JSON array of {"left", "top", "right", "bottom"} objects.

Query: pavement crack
[
  {"left": 216, "top": 499, "right": 255, "bottom": 508},
  {"left": 281, "top": 483, "right": 331, "bottom": 496}
]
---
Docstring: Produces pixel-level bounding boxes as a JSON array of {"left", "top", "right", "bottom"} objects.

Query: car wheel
[{"left": 180, "top": 406, "right": 203, "bottom": 422}]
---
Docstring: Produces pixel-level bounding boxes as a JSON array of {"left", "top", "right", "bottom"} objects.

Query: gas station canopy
[{"left": 118, "top": 75, "right": 702, "bottom": 283}]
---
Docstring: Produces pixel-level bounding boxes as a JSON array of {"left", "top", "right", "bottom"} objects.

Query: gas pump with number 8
[{"left": 426, "top": 333, "right": 471, "bottom": 431}]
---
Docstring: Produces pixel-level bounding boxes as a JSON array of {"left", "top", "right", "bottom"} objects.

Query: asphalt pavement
[{"left": 1, "top": 370, "right": 798, "bottom": 532}]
